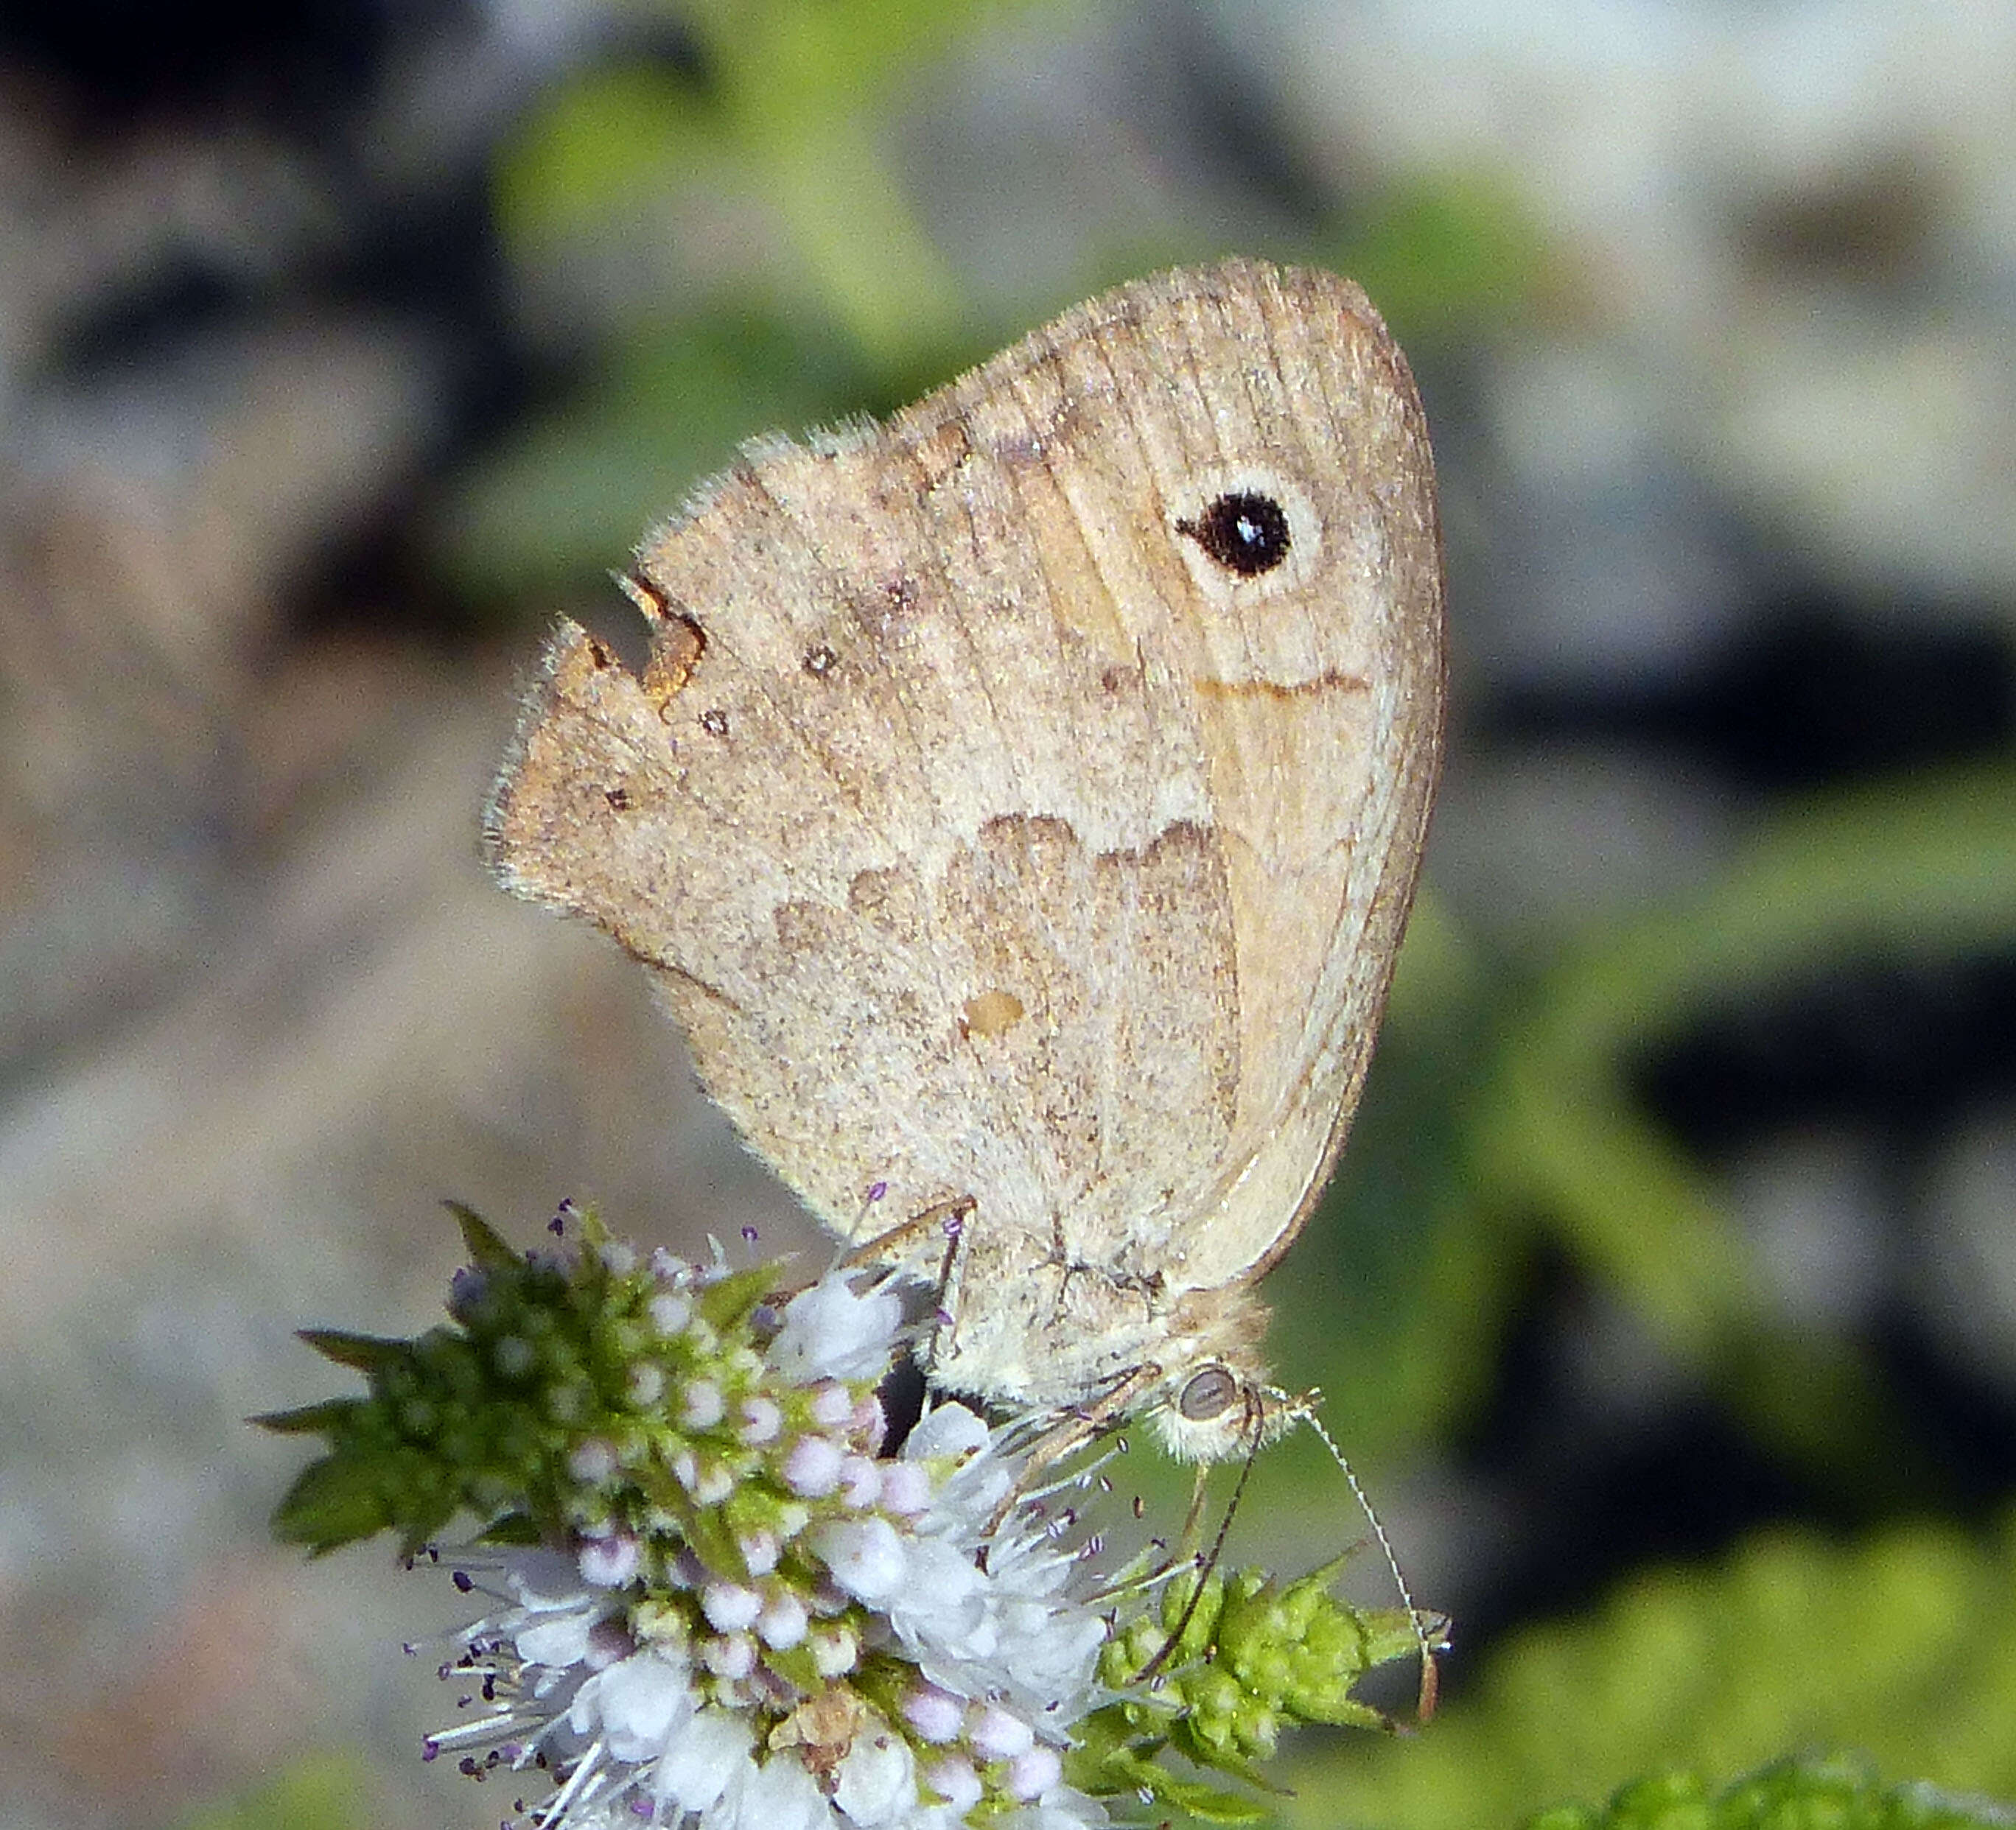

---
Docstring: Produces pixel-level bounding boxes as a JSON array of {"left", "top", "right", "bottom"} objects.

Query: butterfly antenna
[
  {"left": 1300, "top": 1399, "right": 1441, "bottom": 1722},
  {"left": 1133, "top": 1389, "right": 1264, "bottom": 1683}
]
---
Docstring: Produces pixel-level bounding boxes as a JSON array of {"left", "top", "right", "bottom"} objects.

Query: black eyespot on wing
[
  {"left": 1178, "top": 1365, "right": 1239, "bottom": 1420},
  {"left": 1175, "top": 491, "right": 1292, "bottom": 576}
]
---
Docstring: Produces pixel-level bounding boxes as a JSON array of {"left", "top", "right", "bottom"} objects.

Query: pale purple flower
[
  {"left": 809, "top": 1381, "right": 856, "bottom": 1429},
  {"left": 782, "top": 1434, "right": 846, "bottom": 1497},
  {"left": 756, "top": 1592, "right": 808, "bottom": 1650},
  {"left": 839, "top": 1455, "right": 883, "bottom": 1508},
  {"left": 900, "top": 1684, "right": 965, "bottom": 1745},
  {"left": 419, "top": 1258, "right": 1108, "bottom": 1830},
  {"left": 1005, "top": 1746, "right": 1063, "bottom": 1802},
  {"left": 579, "top": 1533, "right": 642, "bottom": 1590},
  {"left": 968, "top": 1704, "right": 1035, "bottom": 1761}
]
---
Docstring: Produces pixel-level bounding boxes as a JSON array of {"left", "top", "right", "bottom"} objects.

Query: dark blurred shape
[
  {"left": 1642, "top": 951, "right": 2016, "bottom": 1151},
  {"left": 1491, "top": 594, "right": 2015, "bottom": 793},
  {"left": 1, "top": 0, "right": 564, "bottom": 642},
  {"left": 1734, "top": 154, "right": 1942, "bottom": 287},
  {"left": 1451, "top": 1241, "right": 1816, "bottom": 1648},
  {"left": 0, "top": 0, "right": 408, "bottom": 125},
  {"left": 1695, "top": 600, "right": 2015, "bottom": 789},
  {"left": 877, "top": 1350, "right": 929, "bottom": 1457},
  {"left": 1125, "top": 4, "right": 1340, "bottom": 234}
]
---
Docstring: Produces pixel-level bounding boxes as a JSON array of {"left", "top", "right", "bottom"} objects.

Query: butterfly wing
[{"left": 486, "top": 259, "right": 1442, "bottom": 1315}]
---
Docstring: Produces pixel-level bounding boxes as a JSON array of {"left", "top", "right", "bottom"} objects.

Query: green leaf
[
  {"left": 448, "top": 1201, "right": 524, "bottom": 1272},
  {"left": 272, "top": 1452, "right": 408, "bottom": 1556},
  {"left": 295, "top": 1330, "right": 410, "bottom": 1375},
  {"left": 1065, "top": 1714, "right": 1275, "bottom": 1826},
  {"left": 695, "top": 1261, "right": 787, "bottom": 1333},
  {"left": 495, "top": 63, "right": 727, "bottom": 246},
  {"left": 250, "top": 1399, "right": 361, "bottom": 1436},
  {"left": 1323, "top": 170, "right": 1553, "bottom": 343}
]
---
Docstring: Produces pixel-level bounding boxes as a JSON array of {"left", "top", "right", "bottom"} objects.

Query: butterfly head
[
  {"left": 1146, "top": 1289, "right": 1307, "bottom": 1461},
  {"left": 1152, "top": 1361, "right": 1306, "bottom": 1461}
]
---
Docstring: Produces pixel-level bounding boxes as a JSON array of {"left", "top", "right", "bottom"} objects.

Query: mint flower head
[{"left": 263, "top": 1205, "right": 1435, "bottom": 1829}]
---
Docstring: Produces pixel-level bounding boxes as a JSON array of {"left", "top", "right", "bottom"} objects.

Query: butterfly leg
[
  {"left": 839, "top": 1194, "right": 976, "bottom": 1274},
  {"left": 979, "top": 1361, "right": 1163, "bottom": 1544},
  {"left": 839, "top": 1194, "right": 979, "bottom": 1373}
]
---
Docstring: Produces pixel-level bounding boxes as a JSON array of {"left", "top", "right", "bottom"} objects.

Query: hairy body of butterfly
[{"left": 486, "top": 259, "right": 1445, "bottom": 1462}]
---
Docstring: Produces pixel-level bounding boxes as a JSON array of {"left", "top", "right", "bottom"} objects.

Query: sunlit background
[{"left": 2, "top": 2, "right": 2013, "bottom": 1826}]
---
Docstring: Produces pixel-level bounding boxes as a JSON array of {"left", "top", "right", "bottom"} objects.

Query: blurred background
[{"left": 1, "top": 1, "right": 2012, "bottom": 1826}]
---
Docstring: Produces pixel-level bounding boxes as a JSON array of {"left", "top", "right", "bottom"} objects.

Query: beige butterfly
[{"left": 486, "top": 258, "right": 1445, "bottom": 1465}]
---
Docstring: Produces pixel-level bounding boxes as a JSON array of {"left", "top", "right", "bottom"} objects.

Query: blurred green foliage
[
  {"left": 435, "top": 0, "right": 1544, "bottom": 606},
  {"left": 175, "top": 1756, "right": 372, "bottom": 1830},
  {"left": 1525, "top": 1756, "right": 2011, "bottom": 1830},
  {"left": 1283, "top": 1511, "right": 2016, "bottom": 1829},
  {"left": 437, "top": 310, "right": 880, "bottom": 610},
  {"left": 416, "top": 3, "right": 2016, "bottom": 1825},
  {"left": 1282, "top": 760, "right": 2016, "bottom": 1505}
]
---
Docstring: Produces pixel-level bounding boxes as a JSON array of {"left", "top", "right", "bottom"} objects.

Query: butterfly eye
[
  {"left": 1177, "top": 1365, "right": 1240, "bottom": 1420},
  {"left": 1175, "top": 491, "right": 1292, "bottom": 576}
]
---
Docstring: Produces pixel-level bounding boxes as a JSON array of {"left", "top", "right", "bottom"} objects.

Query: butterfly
[{"left": 486, "top": 258, "right": 1445, "bottom": 1464}]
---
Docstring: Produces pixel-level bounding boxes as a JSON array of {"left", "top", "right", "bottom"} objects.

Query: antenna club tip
[{"left": 1417, "top": 1648, "right": 1441, "bottom": 1722}]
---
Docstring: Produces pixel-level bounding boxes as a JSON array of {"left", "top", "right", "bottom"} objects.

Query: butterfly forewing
[{"left": 485, "top": 259, "right": 1444, "bottom": 1430}]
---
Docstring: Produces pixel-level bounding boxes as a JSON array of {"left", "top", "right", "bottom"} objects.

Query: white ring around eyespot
[{"left": 1168, "top": 464, "right": 1323, "bottom": 601}]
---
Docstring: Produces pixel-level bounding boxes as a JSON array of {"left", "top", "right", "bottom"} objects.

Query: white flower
[
  {"left": 419, "top": 1251, "right": 1110, "bottom": 1830},
  {"left": 833, "top": 1729, "right": 917, "bottom": 1826},
  {"left": 757, "top": 1591, "right": 809, "bottom": 1650},
  {"left": 783, "top": 1434, "right": 847, "bottom": 1496},
  {"left": 768, "top": 1276, "right": 905, "bottom": 1383},
  {"left": 706, "top": 1736, "right": 831, "bottom": 1830},
  {"left": 969, "top": 1704, "right": 1034, "bottom": 1761},
  {"left": 808, "top": 1623, "right": 860, "bottom": 1678},
  {"left": 572, "top": 1647, "right": 693, "bottom": 1761},
  {"left": 998, "top": 1794, "right": 1110, "bottom": 1830},
  {"left": 902, "top": 1402, "right": 989, "bottom": 1462},
  {"left": 701, "top": 1582, "right": 763, "bottom": 1633},
  {"left": 812, "top": 1516, "right": 907, "bottom": 1604},
  {"left": 475, "top": 1550, "right": 620, "bottom": 1673},
  {"left": 651, "top": 1705, "right": 754, "bottom": 1816},
  {"left": 922, "top": 1756, "right": 982, "bottom": 1815},
  {"left": 298, "top": 1209, "right": 1429, "bottom": 1830},
  {"left": 888, "top": 1406, "right": 1107, "bottom": 1720},
  {"left": 682, "top": 1378, "right": 728, "bottom": 1428}
]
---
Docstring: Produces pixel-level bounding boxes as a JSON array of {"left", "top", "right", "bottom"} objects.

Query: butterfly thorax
[{"left": 914, "top": 1223, "right": 1281, "bottom": 1462}]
